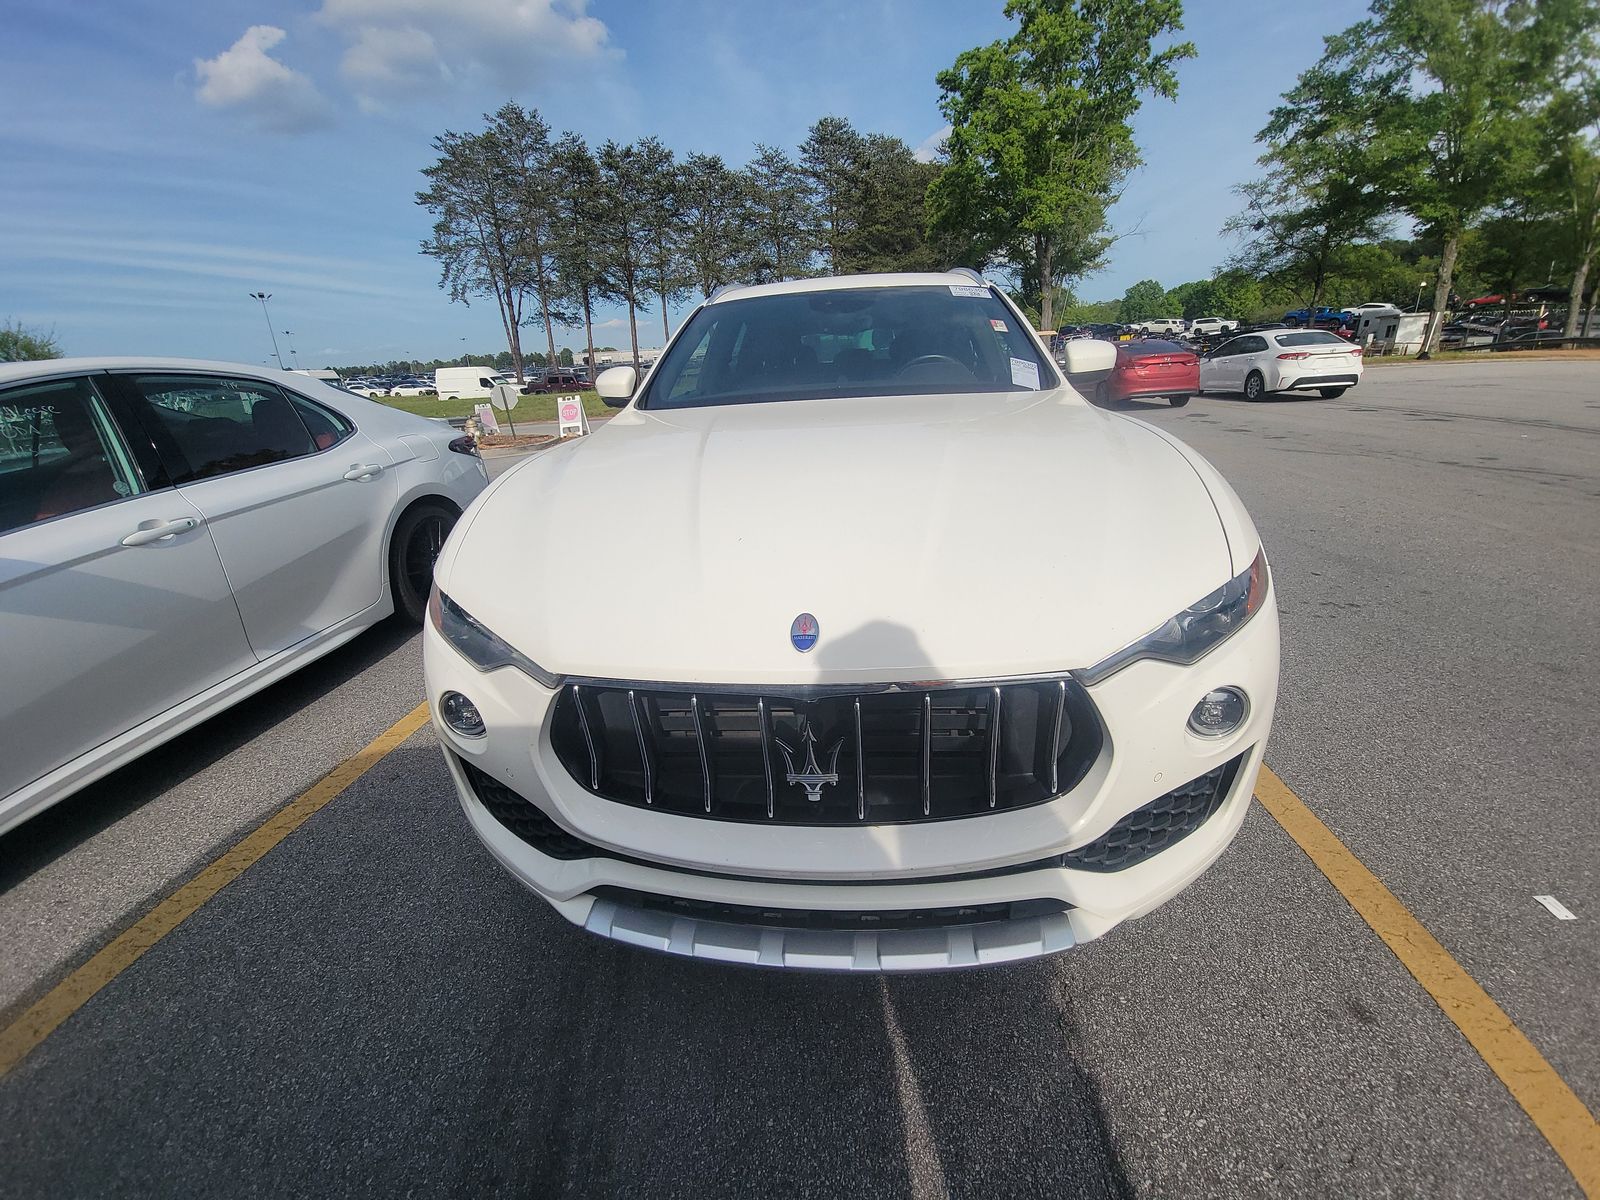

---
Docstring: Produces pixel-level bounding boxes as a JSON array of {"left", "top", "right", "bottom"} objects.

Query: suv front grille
[{"left": 548, "top": 679, "right": 1103, "bottom": 825}]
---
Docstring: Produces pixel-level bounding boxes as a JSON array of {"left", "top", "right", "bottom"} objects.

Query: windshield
[
  {"left": 639, "top": 285, "right": 1057, "bottom": 409},
  {"left": 1276, "top": 331, "right": 1346, "bottom": 346}
]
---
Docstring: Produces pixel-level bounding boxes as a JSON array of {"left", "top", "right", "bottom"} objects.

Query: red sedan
[{"left": 1095, "top": 338, "right": 1200, "bottom": 407}]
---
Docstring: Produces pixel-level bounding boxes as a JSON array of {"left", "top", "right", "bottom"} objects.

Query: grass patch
[{"left": 376, "top": 390, "right": 612, "bottom": 421}]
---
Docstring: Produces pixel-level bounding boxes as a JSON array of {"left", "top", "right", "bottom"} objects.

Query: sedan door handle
[
  {"left": 121, "top": 517, "right": 201, "bottom": 546},
  {"left": 343, "top": 464, "right": 384, "bottom": 481}
]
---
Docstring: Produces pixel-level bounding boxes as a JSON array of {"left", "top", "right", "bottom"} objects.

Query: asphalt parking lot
[{"left": 2, "top": 359, "right": 1596, "bottom": 1198}]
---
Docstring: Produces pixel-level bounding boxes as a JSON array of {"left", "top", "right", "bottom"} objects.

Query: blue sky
[{"left": 2, "top": 1, "right": 1359, "bottom": 367}]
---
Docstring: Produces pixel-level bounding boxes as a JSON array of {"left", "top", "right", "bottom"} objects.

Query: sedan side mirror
[
  {"left": 1060, "top": 338, "right": 1117, "bottom": 391},
  {"left": 595, "top": 366, "right": 638, "bottom": 408}
]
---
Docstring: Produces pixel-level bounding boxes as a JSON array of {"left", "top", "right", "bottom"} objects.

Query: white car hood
[{"left": 443, "top": 390, "right": 1233, "bottom": 685}]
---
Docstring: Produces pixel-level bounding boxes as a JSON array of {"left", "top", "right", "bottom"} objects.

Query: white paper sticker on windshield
[
  {"left": 1009, "top": 357, "right": 1041, "bottom": 390},
  {"left": 990, "top": 318, "right": 1008, "bottom": 332},
  {"left": 949, "top": 284, "right": 989, "bottom": 297}
]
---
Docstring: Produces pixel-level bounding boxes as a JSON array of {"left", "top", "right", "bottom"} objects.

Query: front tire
[
  {"left": 389, "top": 501, "right": 457, "bottom": 624},
  {"left": 1318, "top": 387, "right": 1347, "bottom": 398},
  {"left": 1243, "top": 371, "right": 1266, "bottom": 401}
]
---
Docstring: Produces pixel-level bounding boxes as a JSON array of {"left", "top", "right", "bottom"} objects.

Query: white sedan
[
  {"left": 425, "top": 271, "right": 1279, "bottom": 971},
  {"left": 1198, "top": 329, "right": 1364, "bottom": 400},
  {"left": 0, "top": 358, "right": 489, "bottom": 833}
]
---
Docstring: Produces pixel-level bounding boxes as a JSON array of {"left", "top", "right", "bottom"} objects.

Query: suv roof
[{"left": 705, "top": 271, "right": 995, "bottom": 305}]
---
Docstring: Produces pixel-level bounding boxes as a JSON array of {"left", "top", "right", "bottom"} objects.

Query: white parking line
[{"left": 1535, "top": 895, "right": 1577, "bottom": 921}]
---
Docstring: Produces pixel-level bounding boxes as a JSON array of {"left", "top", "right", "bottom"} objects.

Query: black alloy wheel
[{"left": 390, "top": 502, "right": 456, "bottom": 623}]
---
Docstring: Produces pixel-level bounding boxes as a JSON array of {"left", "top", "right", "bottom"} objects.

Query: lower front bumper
[{"left": 443, "top": 738, "right": 1265, "bottom": 971}]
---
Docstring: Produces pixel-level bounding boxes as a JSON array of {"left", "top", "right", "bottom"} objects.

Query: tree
[
  {"left": 743, "top": 143, "right": 816, "bottom": 283},
  {"left": 559, "top": 347, "right": 574, "bottom": 366},
  {"left": 1268, "top": 0, "right": 1592, "bottom": 354},
  {"left": 1542, "top": 42, "right": 1600, "bottom": 335},
  {"left": 0, "top": 319, "right": 60, "bottom": 361},
  {"left": 596, "top": 139, "right": 653, "bottom": 368},
  {"left": 1165, "top": 274, "right": 1264, "bottom": 321},
  {"left": 929, "top": 0, "right": 1194, "bottom": 331},
  {"left": 551, "top": 132, "right": 606, "bottom": 376},
  {"left": 837, "top": 135, "right": 947, "bottom": 273},
  {"left": 1118, "top": 279, "right": 1168, "bottom": 324},
  {"left": 800, "top": 116, "right": 866, "bottom": 272},
  {"left": 417, "top": 123, "right": 532, "bottom": 382},
  {"left": 491, "top": 103, "right": 569, "bottom": 377},
  {"left": 634, "top": 137, "right": 691, "bottom": 343},
  {"left": 678, "top": 152, "right": 751, "bottom": 298}
]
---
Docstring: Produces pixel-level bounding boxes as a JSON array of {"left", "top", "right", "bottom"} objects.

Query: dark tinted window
[
  {"left": 641, "top": 285, "right": 1057, "bottom": 409},
  {"left": 284, "top": 392, "right": 354, "bottom": 451},
  {"left": 1276, "top": 331, "right": 1346, "bottom": 347},
  {"left": 1238, "top": 336, "right": 1269, "bottom": 354},
  {"left": 128, "top": 376, "right": 315, "bottom": 482},
  {"left": 1212, "top": 338, "right": 1248, "bottom": 357},
  {"left": 0, "top": 377, "right": 144, "bottom": 533}
]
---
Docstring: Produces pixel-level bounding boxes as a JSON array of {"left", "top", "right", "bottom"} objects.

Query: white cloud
[
  {"left": 913, "top": 124, "right": 951, "bottom": 164},
  {"left": 194, "top": 26, "right": 333, "bottom": 134},
  {"left": 316, "top": 0, "right": 611, "bottom": 103}
]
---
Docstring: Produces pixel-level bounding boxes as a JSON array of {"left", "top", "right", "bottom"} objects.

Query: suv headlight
[
  {"left": 1081, "top": 549, "right": 1269, "bottom": 685},
  {"left": 427, "top": 588, "right": 562, "bottom": 688}
]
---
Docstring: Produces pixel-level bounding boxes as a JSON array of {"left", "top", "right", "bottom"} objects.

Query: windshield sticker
[
  {"left": 1009, "top": 357, "right": 1041, "bottom": 390},
  {"left": 990, "top": 318, "right": 1008, "bottom": 332},
  {"left": 949, "top": 284, "right": 989, "bottom": 297}
]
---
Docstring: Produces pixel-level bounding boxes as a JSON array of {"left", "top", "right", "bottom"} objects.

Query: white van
[{"left": 435, "top": 367, "right": 509, "bottom": 401}]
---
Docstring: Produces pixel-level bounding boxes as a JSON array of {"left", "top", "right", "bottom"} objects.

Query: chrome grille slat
[
  {"left": 573, "top": 685, "right": 600, "bottom": 790},
  {"left": 690, "top": 693, "right": 712, "bottom": 813},
  {"left": 920, "top": 694, "right": 932, "bottom": 818},
  {"left": 549, "top": 677, "right": 1103, "bottom": 826},
  {"left": 758, "top": 697, "right": 776, "bottom": 820}
]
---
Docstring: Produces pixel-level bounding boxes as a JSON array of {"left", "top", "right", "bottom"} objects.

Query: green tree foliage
[
  {"left": 743, "top": 144, "right": 816, "bottom": 283},
  {"left": 417, "top": 117, "right": 535, "bottom": 381},
  {"left": 595, "top": 139, "right": 655, "bottom": 367},
  {"left": 0, "top": 319, "right": 60, "bottom": 361},
  {"left": 1117, "top": 279, "right": 1168, "bottom": 323},
  {"left": 800, "top": 117, "right": 864, "bottom": 273},
  {"left": 492, "top": 103, "right": 570, "bottom": 373},
  {"left": 1265, "top": 0, "right": 1591, "bottom": 352},
  {"left": 929, "top": 0, "right": 1194, "bottom": 331},
  {"left": 550, "top": 132, "right": 606, "bottom": 378},
  {"left": 677, "top": 152, "right": 751, "bottom": 298},
  {"left": 633, "top": 136, "right": 692, "bottom": 344}
]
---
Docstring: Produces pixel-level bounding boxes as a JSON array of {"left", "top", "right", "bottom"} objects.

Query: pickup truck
[{"left": 1283, "top": 306, "right": 1351, "bottom": 326}]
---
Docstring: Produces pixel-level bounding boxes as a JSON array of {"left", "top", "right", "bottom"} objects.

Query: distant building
[{"left": 583, "top": 347, "right": 664, "bottom": 367}]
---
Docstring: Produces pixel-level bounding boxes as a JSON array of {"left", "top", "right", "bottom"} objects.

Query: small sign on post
[
  {"left": 557, "top": 393, "right": 590, "bottom": 438},
  {"left": 490, "top": 382, "right": 521, "bottom": 436},
  {"left": 472, "top": 403, "right": 500, "bottom": 435}
]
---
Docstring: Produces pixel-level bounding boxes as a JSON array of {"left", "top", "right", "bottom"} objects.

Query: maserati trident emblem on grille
[{"left": 776, "top": 721, "right": 843, "bottom": 801}]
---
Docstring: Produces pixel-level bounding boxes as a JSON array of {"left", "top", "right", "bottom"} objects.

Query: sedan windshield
[{"left": 640, "top": 285, "right": 1057, "bottom": 409}]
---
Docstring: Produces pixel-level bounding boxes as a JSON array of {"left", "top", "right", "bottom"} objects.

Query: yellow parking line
[
  {"left": 0, "top": 702, "right": 431, "bottom": 1078},
  {"left": 1256, "top": 764, "right": 1600, "bottom": 1196}
]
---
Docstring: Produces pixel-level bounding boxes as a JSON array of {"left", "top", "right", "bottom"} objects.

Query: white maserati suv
[{"left": 425, "top": 272, "right": 1279, "bottom": 971}]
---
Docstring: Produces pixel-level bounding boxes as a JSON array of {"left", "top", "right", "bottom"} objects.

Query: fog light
[
  {"left": 440, "top": 690, "right": 486, "bottom": 738},
  {"left": 1188, "top": 687, "right": 1247, "bottom": 737}
]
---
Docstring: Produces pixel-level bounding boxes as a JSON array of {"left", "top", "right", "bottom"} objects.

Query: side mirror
[
  {"left": 1061, "top": 338, "right": 1117, "bottom": 391},
  {"left": 595, "top": 366, "right": 638, "bottom": 408}
]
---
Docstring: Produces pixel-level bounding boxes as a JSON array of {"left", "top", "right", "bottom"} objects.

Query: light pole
[
  {"left": 1415, "top": 280, "right": 1428, "bottom": 313},
  {"left": 249, "top": 293, "right": 284, "bottom": 368},
  {"left": 281, "top": 330, "right": 302, "bottom": 370}
]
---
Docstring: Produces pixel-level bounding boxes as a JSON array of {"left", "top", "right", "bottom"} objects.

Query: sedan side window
[
  {"left": 284, "top": 393, "right": 354, "bottom": 452},
  {"left": 125, "top": 376, "right": 316, "bottom": 483},
  {"left": 1211, "top": 338, "right": 1243, "bottom": 358},
  {"left": 0, "top": 377, "right": 144, "bottom": 534}
]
